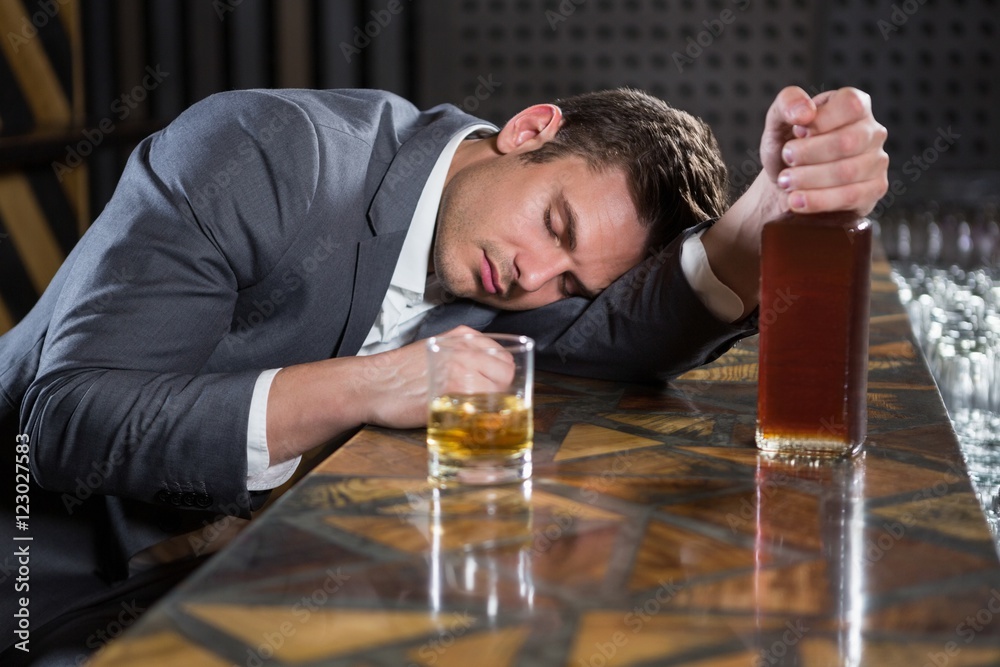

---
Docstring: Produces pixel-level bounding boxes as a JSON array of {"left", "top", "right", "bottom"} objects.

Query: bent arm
[
  {"left": 490, "top": 87, "right": 888, "bottom": 382},
  {"left": 23, "top": 91, "right": 321, "bottom": 516},
  {"left": 264, "top": 325, "right": 492, "bottom": 465},
  {"left": 701, "top": 87, "right": 889, "bottom": 319},
  {"left": 486, "top": 221, "right": 757, "bottom": 383}
]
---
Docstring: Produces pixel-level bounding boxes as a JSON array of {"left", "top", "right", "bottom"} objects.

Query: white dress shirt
[{"left": 243, "top": 126, "right": 743, "bottom": 490}]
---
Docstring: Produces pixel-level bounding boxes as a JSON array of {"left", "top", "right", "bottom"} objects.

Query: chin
[{"left": 433, "top": 261, "right": 472, "bottom": 300}]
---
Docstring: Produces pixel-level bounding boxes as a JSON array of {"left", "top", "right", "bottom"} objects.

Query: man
[{"left": 0, "top": 84, "right": 887, "bottom": 662}]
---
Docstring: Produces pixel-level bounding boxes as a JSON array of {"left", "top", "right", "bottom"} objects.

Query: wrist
[
  {"left": 741, "top": 170, "right": 786, "bottom": 229},
  {"left": 700, "top": 171, "right": 782, "bottom": 318},
  {"left": 348, "top": 355, "right": 381, "bottom": 425},
  {"left": 266, "top": 357, "right": 370, "bottom": 462}
]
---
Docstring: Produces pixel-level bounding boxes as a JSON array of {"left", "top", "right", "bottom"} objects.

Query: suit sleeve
[
  {"left": 485, "top": 221, "right": 758, "bottom": 383},
  {"left": 21, "top": 91, "right": 319, "bottom": 517}
]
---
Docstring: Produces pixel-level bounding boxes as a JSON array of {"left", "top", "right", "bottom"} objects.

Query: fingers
[
  {"left": 438, "top": 327, "right": 514, "bottom": 358},
  {"left": 796, "top": 88, "right": 872, "bottom": 137},
  {"left": 429, "top": 331, "right": 518, "bottom": 395},
  {"left": 809, "top": 90, "right": 837, "bottom": 108},
  {"left": 778, "top": 147, "right": 889, "bottom": 191},
  {"left": 437, "top": 353, "right": 515, "bottom": 395},
  {"left": 765, "top": 86, "right": 817, "bottom": 132},
  {"left": 782, "top": 118, "right": 887, "bottom": 167},
  {"left": 760, "top": 86, "right": 818, "bottom": 178},
  {"left": 765, "top": 86, "right": 889, "bottom": 216},
  {"left": 438, "top": 325, "right": 482, "bottom": 338},
  {"left": 786, "top": 176, "right": 889, "bottom": 217},
  {"left": 364, "top": 329, "right": 519, "bottom": 428}
]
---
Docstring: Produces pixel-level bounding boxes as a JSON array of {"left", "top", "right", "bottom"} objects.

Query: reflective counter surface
[{"left": 91, "top": 257, "right": 1000, "bottom": 666}]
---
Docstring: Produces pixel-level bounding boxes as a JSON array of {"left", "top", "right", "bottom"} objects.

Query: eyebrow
[{"left": 562, "top": 198, "right": 601, "bottom": 299}]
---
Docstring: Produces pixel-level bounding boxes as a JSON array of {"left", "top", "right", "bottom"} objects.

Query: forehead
[
  {"left": 557, "top": 159, "right": 644, "bottom": 238},
  {"left": 538, "top": 154, "right": 634, "bottom": 207},
  {"left": 545, "top": 157, "right": 648, "bottom": 281}
]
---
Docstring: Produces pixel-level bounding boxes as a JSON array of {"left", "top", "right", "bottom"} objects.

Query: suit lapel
[
  {"left": 334, "top": 231, "right": 406, "bottom": 356},
  {"left": 333, "top": 112, "right": 494, "bottom": 357}
]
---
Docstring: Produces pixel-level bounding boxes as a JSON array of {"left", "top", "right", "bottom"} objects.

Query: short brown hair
[{"left": 521, "top": 88, "right": 729, "bottom": 251}]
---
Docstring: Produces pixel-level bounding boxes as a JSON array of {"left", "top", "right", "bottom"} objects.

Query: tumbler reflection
[
  {"left": 427, "top": 482, "right": 535, "bottom": 623},
  {"left": 753, "top": 454, "right": 866, "bottom": 665}
]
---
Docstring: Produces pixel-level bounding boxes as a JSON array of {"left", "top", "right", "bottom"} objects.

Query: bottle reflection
[
  {"left": 428, "top": 481, "right": 535, "bottom": 624},
  {"left": 753, "top": 454, "right": 866, "bottom": 666}
]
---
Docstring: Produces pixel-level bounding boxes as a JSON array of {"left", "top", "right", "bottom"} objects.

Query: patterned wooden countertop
[{"left": 92, "top": 258, "right": 1000, "bottom": 666}]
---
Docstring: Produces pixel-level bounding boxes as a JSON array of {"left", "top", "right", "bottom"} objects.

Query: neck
[
  {"left": 431, "top": 136, "right": 503, "bottom": 276},
  {"left": 443, "top": 135, "right": 502, "bottom": 190}
]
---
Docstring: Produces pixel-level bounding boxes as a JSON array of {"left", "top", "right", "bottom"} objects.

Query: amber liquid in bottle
[{"left": 756, "top": 211, "right": 872, "bottom": 456}]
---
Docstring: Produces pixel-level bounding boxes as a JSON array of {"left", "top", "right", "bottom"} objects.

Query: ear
[{"left": 495, "top": 104, "right": 563, "bottom": 155}]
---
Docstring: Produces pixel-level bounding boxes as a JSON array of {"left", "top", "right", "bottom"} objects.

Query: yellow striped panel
[
  {"left": 0, "top": 296, "right": 13, "bottom": 334},
  {"left": 59, "top": 160, "right": 89, "bottom": 236},
  {"left": 58, "top": 0, "right": 78, "bottom": 53},
  {"left": 61, "top": 0, "right": 85, "bottom": 124},
  {"left": 0, "top": 173, "right": 64, "bottom": 293},
  {"left": 0, "top": 0, "right": 72, "bottom": 127},
  {"left": 45, "top": 0, "right": 88, "bottom": 231}
]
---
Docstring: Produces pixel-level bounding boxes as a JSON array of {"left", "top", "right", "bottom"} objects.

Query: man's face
[{"left": 433, "top": 153, "right": 647, "bottom": 310}]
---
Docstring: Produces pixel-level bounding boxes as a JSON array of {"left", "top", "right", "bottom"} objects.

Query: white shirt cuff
[
  {"left": 680, "top": 231, "right": 746, "bottom": 323},
  {"left": 246, "top": 368, "right": 301, "bottom": 491}
]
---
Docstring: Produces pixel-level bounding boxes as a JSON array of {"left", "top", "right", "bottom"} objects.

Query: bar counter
[{"left": 91, "top": 257, "right": 1000, "bottom": 666}]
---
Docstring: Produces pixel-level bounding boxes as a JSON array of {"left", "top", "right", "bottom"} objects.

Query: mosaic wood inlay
[{"left": 91, "top": 255, "right": 1000, "bottom": 666}]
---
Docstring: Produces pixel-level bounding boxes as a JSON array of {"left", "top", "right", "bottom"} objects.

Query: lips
[{"left": 480, "top": 252, "right": 502, "bottom": 295}]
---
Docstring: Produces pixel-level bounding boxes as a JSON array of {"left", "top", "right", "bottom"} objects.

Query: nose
[{"left": 515, "top": 247, "right": 570, "bottom": 294}]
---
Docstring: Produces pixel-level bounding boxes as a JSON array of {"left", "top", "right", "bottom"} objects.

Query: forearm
[
  {"left": 267, "top": 327, "right": 477, "bottom": 463},
  {"left": 264, "top": 341, "right": 435, "bottom": 465},
  {"left": 702, "top": 86, "right": 888, "bottom": 320},
  {"left": 265, "top": 356, "right": 371, "bottom": 465},
  {"left": 700, "top": 170, "right": 783, "bottom": 319}
]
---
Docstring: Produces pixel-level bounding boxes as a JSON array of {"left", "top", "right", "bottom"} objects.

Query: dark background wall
[
  {"left": 421, "top": 0, "right": 998, "bottom": 190},
  {"left": 0, "top": 0, "right": 997, "bottom": 331}
]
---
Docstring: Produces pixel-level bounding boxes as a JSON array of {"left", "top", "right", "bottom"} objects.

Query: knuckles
[
  {"left": 839, "top": 87, "right": 871, "bottom": 118},
  {"left": 873, "top": 122, "right": 889, "bottom": 145},
  {"left": 876, "top": 174, "right": 890, "bottom": 198},
  {"left": 841, "top": 186, "right": 861, "bottom": 210},
  {"left": 777, "top": 85, "right": 811, "bottom": 107},
  {"left": 836, "top": 159, "right": 857, "bottom": 183},
  {"left": 836, "top": 131, "right": 861, "bottom": 157},
  {"left": 877, "top": 149, "right": 890, "bottom": 171}
]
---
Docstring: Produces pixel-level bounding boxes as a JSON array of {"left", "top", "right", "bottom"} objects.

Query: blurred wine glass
[{"left": 882, "top": 201, "right": 1000, "bottom": 545}]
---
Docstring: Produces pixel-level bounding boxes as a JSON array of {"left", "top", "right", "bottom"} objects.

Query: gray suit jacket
[{"left": 0, "top": 89, "right": 754, "bottom": 637}]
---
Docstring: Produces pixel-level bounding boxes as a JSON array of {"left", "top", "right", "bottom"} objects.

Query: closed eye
[
  {"left": 544, "top": 207, "right": 591, "bottom": 299},
  {"left": 544, "top": 207, "right": 573, "bottom": 296},
  {"left": 544, "top": 206, "right": 560, "bottom": 246}
]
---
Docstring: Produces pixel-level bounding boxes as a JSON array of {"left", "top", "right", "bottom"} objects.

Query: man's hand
[
  {"left": 759, "top": 86, "right": 889, "bottom": 219},
  {"left": 700, "top": 86, "right": 889, "bottom": 319},
  {"left": 358, "top": 326, "right": 513, "bottom": 429},
  {"left": 265, "top": 326, "right": 503, "bottom": 465}
]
